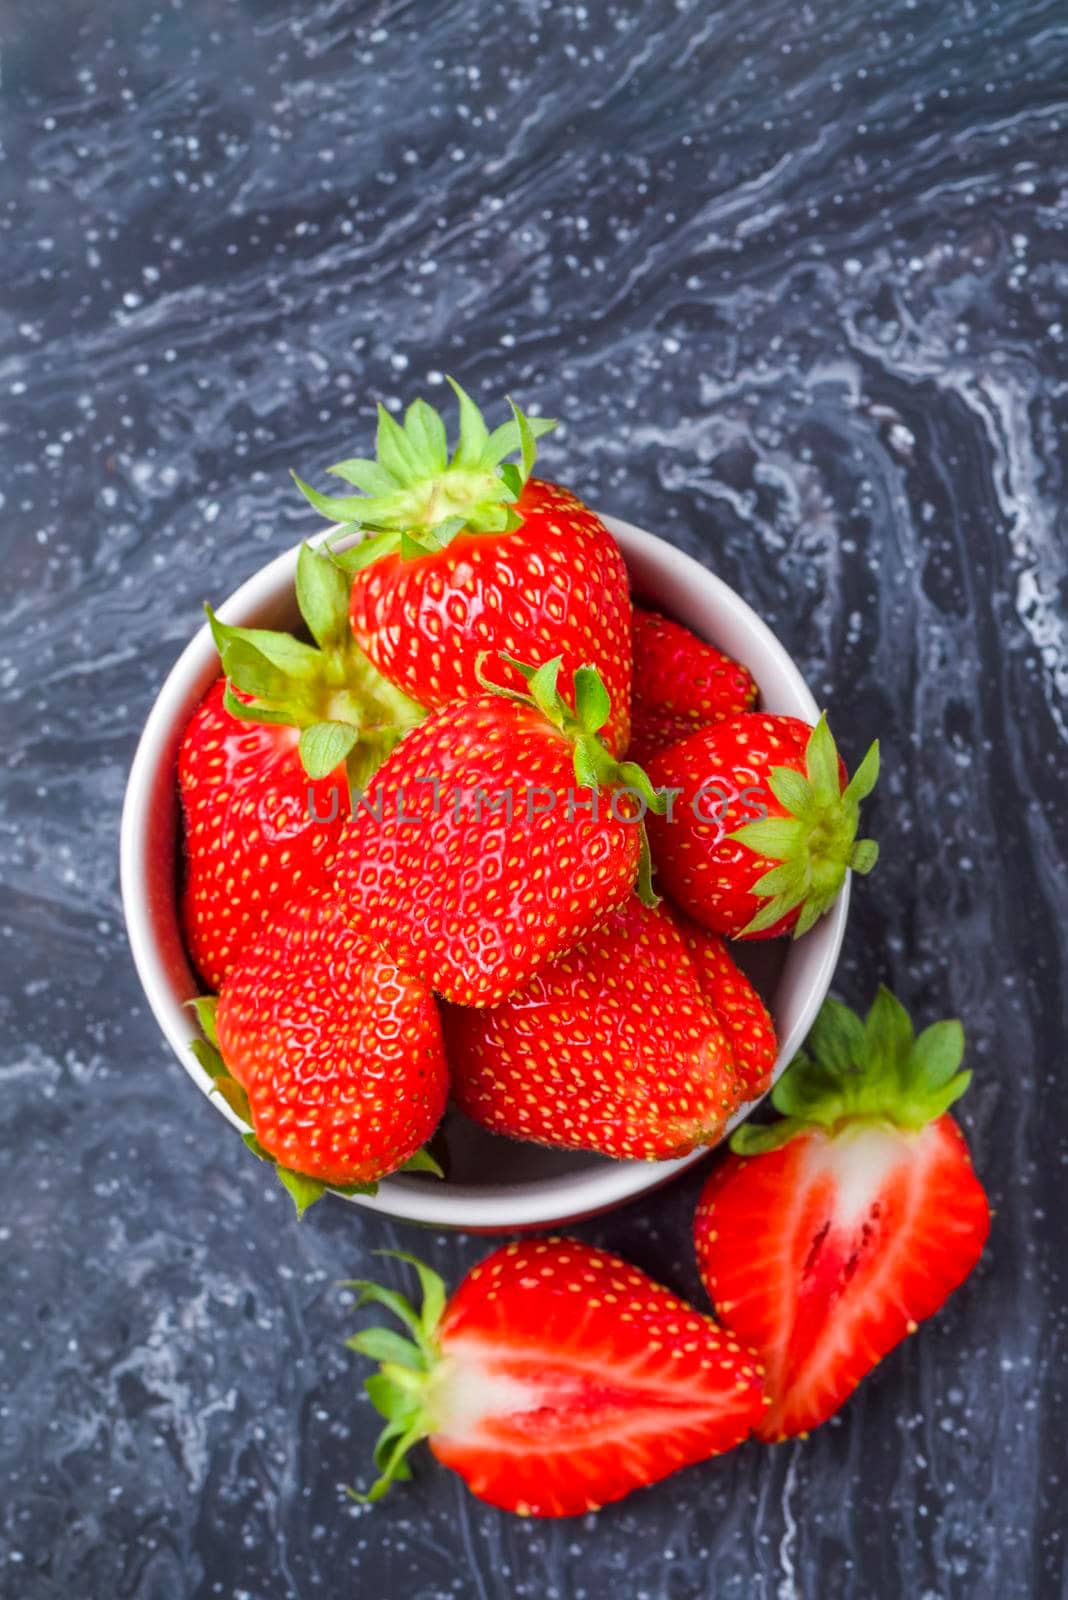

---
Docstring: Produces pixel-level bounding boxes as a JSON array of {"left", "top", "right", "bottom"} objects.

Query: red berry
[
  {"left": 294, "top": 386, "right": 632, "bottom": 751},
  {"left": 347, "top": 1239, "right": 767, "bottom": 1515},
  {"left": 351, "top": 480, "right": 632, "bottom": 754},
  {"left": 445, "top": 897, "right": 746, "bottom": 1159},
  {"left": 179, "top": 545, "right": 423, "bottom": 989},
  {"left": 333, "top": 664, "right": 653, "bottom": 1007},
  {"left": 178, "top": 678, "right": 347, "bottom": 990},
  {"left": 647, "top": 712, "right": 879, "bottom": 939},
  {"left": 215, "top": 890, "right": 447, "bottom": 1189},
  {"left": 693, "top": 989, "right": 990, "bottom": 1440},
  {"left": 676, "top": 913, "right": 778, "bottom": 1100},
  {"left": 628, "top": 607, "right": 757, "bottom": 763}
]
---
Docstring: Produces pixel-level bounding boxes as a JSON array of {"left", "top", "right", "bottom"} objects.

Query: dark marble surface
[{"left": 2, "top": 1, "right": 1067, "bottom": 1596}]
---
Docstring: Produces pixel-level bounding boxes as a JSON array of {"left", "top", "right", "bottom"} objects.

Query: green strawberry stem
[
  {"left": 207, "top": 543, "right": 425, "bottom": 786},
  {"left": 475, "top": 651, "right": 666, "bottom": 908},
  {"left": 729, "top": 714, "right": 880, "bottom": 938},
  {"left": 291, "top": 378, "right": 556, "bottom": 570},
  {"left": 343, "top": 1251, "right": 449, "bottom": 1503},
  {"left": 730, "top": 987, "right": 972, "bottom": 1156},
  {"left": 187, "top": 1000, "right": 443, "bottom": 1217}
]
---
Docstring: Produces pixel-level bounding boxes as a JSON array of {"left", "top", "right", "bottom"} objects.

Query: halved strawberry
[
  {"left": 694, "top": 988, "right": 990, "bottom": 1441},
  {"left": 192, "top": 889, "right": 447, "bottom": 1215},
  {"left": 628, "top": 607, "right": 758, "bottom": 764},
  {"left": 179, "top": 544, "right": 423, "bottom": 989},
  {"left": 444, "top": 896, "right": 745, "bottom": 1160},
  {"left": 293, "top": 382, "right": 633, "bottom": 753},
  {"left": 345, "top": 1239, "right": 766, "bottom": 1516},
  {"left": 333, "top": 655, "right": 663, "bottom": 1006},
  {"left": 646, "top": 712, "right": 880, "bottom": 939}
]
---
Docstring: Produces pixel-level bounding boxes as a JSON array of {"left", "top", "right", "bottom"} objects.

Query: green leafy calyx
[
  {"left": 186, "top": 1000, "right": 443, "bottom": 1217},
  {"left": 292, "top": 378, "right": 556, "bottom": 569},
  {"left": 208, "top": 543, "right": 424, "bottom": 784},
  {"left": 729, "top": 713, "right": 880, "bottom": 938},
  {"left": 730, "top": 986, "right": 972, "bottom": 1156},
  {"left": 343, "top": 1251, "right": 450, "bottom": 1503}
]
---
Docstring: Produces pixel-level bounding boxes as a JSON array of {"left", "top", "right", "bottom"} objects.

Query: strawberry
[
  {"left": 646, "top": 712, "right": 880, "bottom": 939},
  {"left": 345, "top": 1239, "right": 766, "bottom": 1515},
  {"left": 333, "top": 655, "right": 663, "bottom": 1006},
  {"left": 677, "top": 914, "right": 778, "bottom": 1100},
  {"left": 444, "top": 896, "right": 746, "bottom": 1160},
  {"left": 293, "top": 382, "right": 633, "bottom": 754},
  {"left": 694, "top": 988, "right": 990, "bottom": 1441},
  {"left": 191, "top": 889, "right": 447, "bottom": 1215},
  {"left": 179, "top": 680, "right": 345, "bottom": 991},
  {"left": 179, "top": 544, "right": 423, "bottom": 989},
  {"left": 628, "top": 607, "right": 758, "bottom": 764}
]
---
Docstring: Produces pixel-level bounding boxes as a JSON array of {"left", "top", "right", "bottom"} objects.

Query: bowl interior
[{"left": 121, "top": 514, "right": 848, "bottom": 1230}]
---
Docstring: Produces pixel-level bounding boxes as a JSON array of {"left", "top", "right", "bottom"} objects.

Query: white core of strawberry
[
  {"left": 429, "top": 1340, "right": 544, "bottom": 1440},
  {"left": 806, "top": 1121, "right": 924, "bottom": 1231}
]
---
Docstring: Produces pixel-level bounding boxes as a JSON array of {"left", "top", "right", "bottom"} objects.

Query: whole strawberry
[
  {"left": 294, "top": 382, "right": 633, "bottom": 753},
  {"left": 333, "top": 655, "right": 662, "bottom": 1006},
  {"left": 193, "top": 889, "right": 448, "bottom": 1215},
  {"left": 179, "top": 544, "right": 423, "bottom": 989},
  {"left": 677, "top": 914, "right": 778, "bottom": 1100},
  {"left": 346, "top": 1239, "right": 766, "bottom": 1515},
  {"left": 694, "top": 988, "right": 990, "bottom": 1441},
  {"left": 180, "top": 679, "right": 345, "bottom": 990},
  {"left": 646, "top": 712, "right": 879, "bottom": 939},
  {"left": 444, "top": 896, "right": 748, "bottom": 1159},
  {"left": 628, "top": 607, "right": 758, "bottom": 764}
]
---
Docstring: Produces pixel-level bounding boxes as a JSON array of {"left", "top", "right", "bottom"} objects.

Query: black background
[{"left": 2, "top": 1, "right": 1066, "bottom": 1596}]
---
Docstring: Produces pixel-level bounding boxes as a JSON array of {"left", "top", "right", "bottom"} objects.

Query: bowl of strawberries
[{"left": 121, "top": 384, "right": 879, "bottom": 1230}]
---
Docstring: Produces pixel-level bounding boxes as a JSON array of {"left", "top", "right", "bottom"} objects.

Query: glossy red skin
[
  {"left": 444, "top": 897, "right": 745, "bottom": 1159},
  {"left": 628, "top": 608, "right": 757, "bottom": 763},
  {"left": 178, "top": 678, "right": 347, "bottom": 990},
  {"left": 675, "top": 912, "right": 778, "bottom": 1100},
  {"left": 348, "top": 479, "right": 633, "bottom": 755},
  {"left": 333, "top": 695, "right": 642, "bottom": 1006},
  {"left": 216, "top": 891, "right": 447, "bottom": 1185},
  {"left": 693, "top": 1117, "right": 990, "bottom": 1441},
  {"left": 428, "top": 1239, "right": 767, "bottom": 1516},
  {"left": 646, "top": 714, "right": 824, "bottom": 939}
]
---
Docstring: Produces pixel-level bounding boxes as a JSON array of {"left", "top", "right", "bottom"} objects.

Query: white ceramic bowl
[{"left": 120, "top": 514, "right": 849, "bottom": 1231}]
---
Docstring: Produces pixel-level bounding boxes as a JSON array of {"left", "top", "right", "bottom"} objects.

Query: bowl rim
[{"left": 120, "top": 512, "right": 850, "bottom": 1230}]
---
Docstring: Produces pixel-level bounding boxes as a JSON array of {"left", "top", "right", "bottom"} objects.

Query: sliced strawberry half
[
  {"left": 694, "top": 987, "right": 990, "bottom": 1441},
  {"left": 346, "top": 1239, "right": 766, "bottom": 1517}
]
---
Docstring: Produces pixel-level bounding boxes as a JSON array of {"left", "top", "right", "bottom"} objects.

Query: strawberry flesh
[{"left": 351, "top": 1239, "right": 766, "bottom": 1516}]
